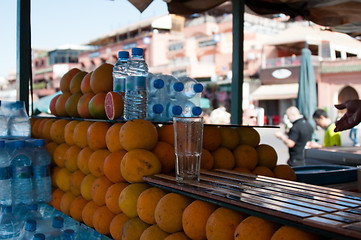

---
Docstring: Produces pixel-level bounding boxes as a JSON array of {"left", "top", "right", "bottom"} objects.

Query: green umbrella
[{"left": 296, "top": 48, "right": 317, "bottom": 127}]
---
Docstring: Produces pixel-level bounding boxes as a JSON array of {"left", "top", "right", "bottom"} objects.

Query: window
[
  {"left": 198, "top": 39, "right": 216, "bottom": 48},
  {"left": 169, "top": 43, "right": 183, "bottom": 51}
]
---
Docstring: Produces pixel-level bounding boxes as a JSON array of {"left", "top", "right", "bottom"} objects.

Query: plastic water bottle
[
  {"left": 124, "top": 47, "right": 148, "bottom": 120},
  {"left": 163, "top": 101, "right": 183, "bottom": 121},
  {"left": 11, "top": 140, "right": 33, "bottom": 205},
  {"left": 181, "top": 100, "right": 202, "bottom": 117},
  {"left": 25, "top": 204, "right": 43, "bottom": 221},
  {"left": 113, "top": 51, "right": 130, "bottom": 100},
  {"left": 33, "top": 233, "right": 45, "bottom": 240},
  {"left": 19, "top": 219, "right": 37, "bottom": 240},
  {"left": 147, "top": 103, "right": 164, "bottom": 122},
  {"left": 147, "top": 74, "right": 165, "bottom": 99},
  {"left": 62, "top": 229, "right": 76, "bottom": 240},
  {"left": 178, "top": 77, "right": 204, "bottom": 99},
  {"left": 0, "top": 140, "right": 11, "bottom": 206},
  {"left": 0, "top": 101, "right": 8, "bottom": 137},
  {"left": 166, "top": 76, "right": 184, "bottom": 99},
  {"left": 32, "top": 139, "right": 52, "bottom": 203},
  {"left": 0, "top": 206, "right": 21, "bottom": 240},
  {"left": 7, "top": 101, "right": 31, "bottom": 138},
  {"left": 47, "top": 216, "right": 64, "bottom": 240}
]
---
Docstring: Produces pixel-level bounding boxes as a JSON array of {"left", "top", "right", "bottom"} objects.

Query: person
[
  {"left": 334, "top": 99, "right": 361, "bottom": 132},
  {"left": 242, "top": 107, "right": 258, "bottom": 126},
  {"left": 275, "top": 106, "right": 313, "bottom": 167},
  {"left": 312, "top": 109, "right": 341, "bottom": 147}
]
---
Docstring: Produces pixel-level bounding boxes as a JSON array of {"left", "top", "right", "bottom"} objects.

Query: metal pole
[
  {"left": 231, "top": 0, "right": 244, "bottom": 124},
  {"left": 16, "top": 0, "right": 31, "bottom": 114}
]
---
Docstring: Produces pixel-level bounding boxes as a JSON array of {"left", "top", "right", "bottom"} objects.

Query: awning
[{"left": 251, "top": 83, "right": 299, "bottom": 101}]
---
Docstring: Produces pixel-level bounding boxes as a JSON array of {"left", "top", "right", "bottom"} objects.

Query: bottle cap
[
  {"left": 52, "top": 216, "right": 64, "bottom": 228},
  {"left": 25, "top": 219, "right": 37, "bottom": 232},
  {"left": 63, "top": 229, "right": 75, "bottom": 239},
  {"left": 33, "top": 233, "right": 46, "bottom": 240},
  {"left": 118, "top": 51, "right": 129, "bottom": 59},
  {"left": 153, "top": 79, "right": 164, "bottom": 89},
  {"left": 173, "top": 82, "right": 184, "bottom": 92},
  {"left": 172, "top": 105, "right": 182, "bottom": 115},
  {"left": 153, "top": 104, "right": 164, "bottom": 114},
  {"left": 14, "top": 140, "right": 25, "bottom": 148},
  {"left": 192, "top": 106, "right": 202, "bottom": 116},
  {"left": 193, "top": 83, "right": 204, "bottom": 93},
  {"left": 16, "top": 101, "right": 24, "bottom": 109},
  {"left": 132, "top": 48, "right": 143, "bottom": 56},
  {"left": 33, "top": 139, "right": 45, "bottom": 147}
]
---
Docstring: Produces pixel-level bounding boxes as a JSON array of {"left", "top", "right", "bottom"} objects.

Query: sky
[{"left": 0, "top": 0, "right": 168, "bottom": 79}]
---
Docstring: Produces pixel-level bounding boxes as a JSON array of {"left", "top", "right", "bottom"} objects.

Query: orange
[
  {"left": 51, "top": 166, "right": 61, "bottom": 187},
  {"left": 31, "top": 118, "right": 42, "bottom": 138},
  {"left": 155, "top": 193, "right": 193, "bottom": 233},
  {"left": 46, "top": 141, "right": 57, "bottom": 160},
  {"left": 50, "top": 188, "right": 65, "bottom": 211},
  {"left": 234, "top": 216, "right": 280, "bottom": 240},
  {"left": 120, "top": 119, "right": 158, "bottom": 151},
  {"left": 69, "top": 195, "right": 88, "bottom": 222},
  {"left": 69, "top": 71, "right": 88, "bottom": 94},
  {"left": 182, "top": 200, "right": 217, "bottom": 240},
  {"left": 60, "top": 68, "right": 81, "bottom": 93},
  {"left": 50, "top": 119, "right": 69, "bottom": 144},
  {"left": 77, "top": 147, "right": 93, "bottom": 175},
  {"left": 206, "top": 207, "right": 248, "bottom": 240},
  {"left": 80, "top": 71, "right": 93, "bottom": 94},
  {"left": 70, "top": 170, "right": 86, "bottom": 196},
  {"left": 233, "top": 167, "right": 252, "bottom": 174},
  {"left": 77, "top": 92, "right": 95, "bottom": 119},
  {"left": 273, "top": 165, "right": 297, "bottom": 181},
  {"left": 164, "top": 232, "right": 191, "bottom": 240},
  {"left": 90, "top": 176, "right": 113, "bottom": 206},
  {"left": 105, "top": 91, "right": 124, "bottom": 120},
  {"left": 49, "top": 94, "right": 60, "bottom": 116},
  {"left": 270, "top": 225, "right": 320, "bottom": 240},
  {"left": 203, "top": 125, "right": 221, "bottom": 151},
  {"left": 55, "top": 92, "right": 72, "bottom": 117},
  {"left": 41, "top": 118, "right": 55, "bottom": 140},
  {"left": 119, "top": 183, "right": 150, "bottom": 218},
  {"left": 55, "top": 167, "right": 72, "bottom": 192},
  {"left": 103, "top": 150, "right": 127, "bottom": 183},
  {"left": 252, "top": 166, "right": 275, "bottom": 177},
  {"left": 64, "top": 145, "right": 81, "bottom": 172},
  {"left": 237, "top": 127, "right": 260, "bottom": 147},
  {"left": 121, "top": 217, "right": 150, "bottom": 240},
  {"left": 105, "top": 182, "right": 129, "bottom": 214},
  {"left": 53, "top": 143, "right": 70, "bottom": 168},
  {"left": 212, "top": 147, "right": 235, "bottom": 169},
  {"left": 82, "top": 200, "right": 99, "bottom": 228},
  {"left": 256, "top": 144, "right": 278, "bottom": 169},
  {"left": 60, "top": 191, "right": 76, "bottom": 216},
  {"left": 87, "top": 121, "right": 110, "bottom": 150},
  {"left": 73, "top": 121, "right": 92, "bottom": 148},
  {"left": 90, "top": 63, "right": 114, "bottom": 93},
  {"left": 64, "top": 120, "right": 80, "bottom": 146},
  {"left": 219, "top": 127, "right": 240, "bottom": 150},
  {"left": 105, "top": 122, "right": 124, "bottom": 152},
  {"left": 109, "top": 213, "right": 130, "bottom": 240},
  {"left": 80, "top": 174, "right": 97, "bottom": 201},
  {"left": 120, "top": 149, "right": 161, "bottom": 183},
  {"left": 88, "top": 92, "right": 107, "bottom": 119},
  {"left": 137, "top": 187, "right": 167, "bottom": 224},
  {"left": 65, "top": 92, "right": 82, "bottom": 117},
  {"left": 88, "top": 149, "right": 110, "bottom": 177},
  {"left": 200, "top": 148, "right": 214, "bottom": 170},
  {"left": 92, "top": 206, "right": 116, "bottom": 235},
  {"left": 140, "top": 224, "right": 170, "bottom": 240},
  {"left": 158, "top": 124, "right": 174, "bottom": 146},
  {"left": 36, "top": 118, "right": 48, "bottom": 139},
  {"left": 152, "top": 141, "right": 175, "bottom": 173},
  {"left": 233, "top": 145, "right": 258, "bottom": 170}
]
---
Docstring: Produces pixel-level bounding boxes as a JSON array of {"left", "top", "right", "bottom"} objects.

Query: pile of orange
[{"left": 31, "top": 117, "right": 303, "bottom": 239}]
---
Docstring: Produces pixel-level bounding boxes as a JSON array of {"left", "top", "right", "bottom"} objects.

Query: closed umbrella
[{"left": 296, "top": 48, "right": 317, "bottom": 127}]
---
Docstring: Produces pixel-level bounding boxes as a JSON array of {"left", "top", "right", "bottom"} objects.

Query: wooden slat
[{"left": 144, "top": 170, "right": 361, "bottom": 240}]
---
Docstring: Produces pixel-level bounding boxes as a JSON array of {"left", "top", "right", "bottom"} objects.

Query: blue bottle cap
[
  {"left": 33, "top": 139, "right": 45, "bottom": 147},
  {"left": 132, "top": 48, "right": 143, "bottom": 56},
  {"left": 118, "top": 51, "right": 129, "bottom": 59},
  {"left": 16, "top": 101, "right": 24, "bottom": 109},
  {"left": 14, "top": 140, "right": 25, "bottom": 148},
  {"left": 25, "top": 219, "right": 37, "bottom": 232},
  {"left": 172, "top": 106, "right": 182, "bottom": 115},
  {"left": 192, "top": 107, "right": 202, "bottom": 116},
  {"left": 33, "top": 233, "right": 45, "bottom": 240},
  {"left": 28, "top": 204, "right": 38, "bottom": 211},
  {"left": 153, "top": 79, "right": 164, "bottom": 89},
  {"left": 153, "top": 104, "right": 164, "bottom": 114},
  {"left": 52, "top": 216, "right": 64, "bottom": 228},
  {"left": 193, "top": 83, "right": 204, "bottom": 93},
  {"left": 173, "top": 82, "right": 184, "bottom": 92},
  {"left": 63, "top": 229, "right": 75, "bottom": 239}
]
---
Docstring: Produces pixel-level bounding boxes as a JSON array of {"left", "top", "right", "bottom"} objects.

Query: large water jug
[{"left": 0, "top": 140, "right": 11, "bottom": 206}]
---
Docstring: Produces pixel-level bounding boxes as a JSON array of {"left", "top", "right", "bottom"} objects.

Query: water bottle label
[
  {"left": 126, "top": 76, "right": 147, "bottom": 91},
  {"left": 0, "top": 166, "right": 11, "bottom": 180},
  {"left": 12, "top": 166, "right": 32, "bottom": 178},
  {"left": 33, "top": 166, "right": 50, "bottom": 178},
  {"left": 114, "top": 77, "right": 126, "bottom": 92}
]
